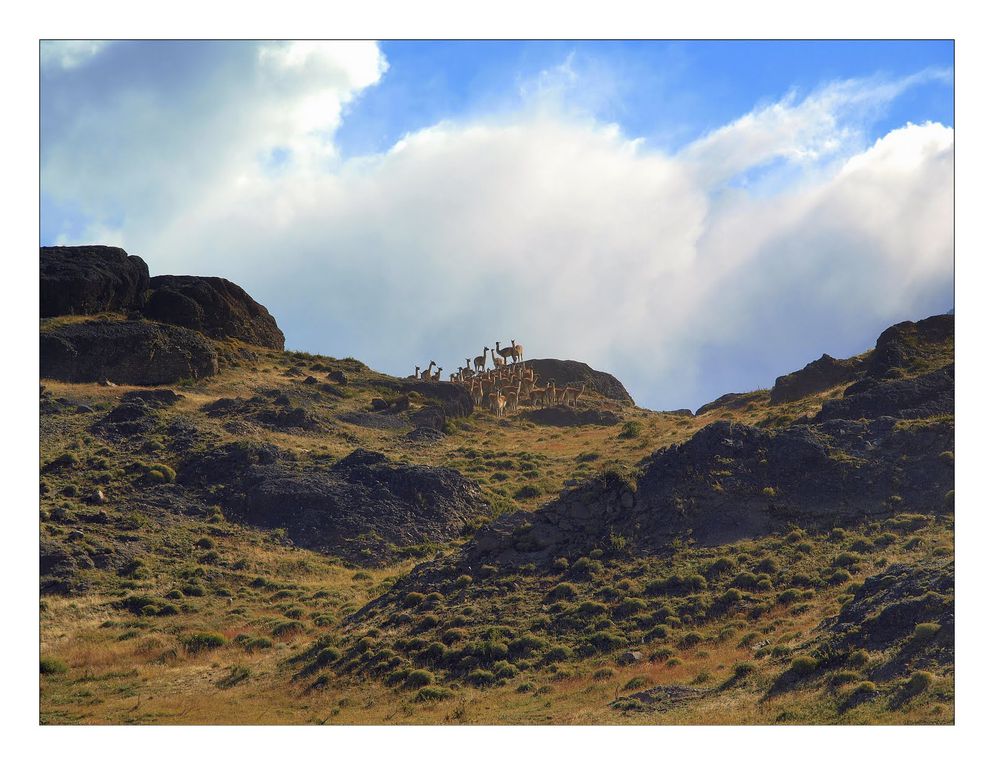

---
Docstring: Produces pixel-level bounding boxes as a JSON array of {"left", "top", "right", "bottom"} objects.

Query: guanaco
[{"left": 474, "top": 349, "right": 488, "bottom": 372}]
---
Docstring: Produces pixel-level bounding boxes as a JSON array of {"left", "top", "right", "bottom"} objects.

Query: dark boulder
[
  {"left": 41, "top": 320, "right": 218, "bottom": 385},
  {"left": 40, "top": 245, "right": 150, "bottom": 318},
  {"left": 526, "top": 359, "right": 634, "bottom": 405},
  {"left": 142, "top": 275, "right": 285, "bottom": 350},
  {"left": 523, "top": 406, "right": 622, "bottom": 427},
  {"left": 770, "top": 353, "right": 865, "bottom": 404}
]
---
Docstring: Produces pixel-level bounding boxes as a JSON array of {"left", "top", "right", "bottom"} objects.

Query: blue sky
[
  {"left": 334, "top": 40, "right": 953, "bottom": 158},
  {"left": 40, "top": 41, "right": 954, "bottom": 410}
]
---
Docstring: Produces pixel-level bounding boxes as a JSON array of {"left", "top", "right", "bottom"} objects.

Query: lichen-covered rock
[
  {"left": 40, "top": 245, "right": 150, "bottom": 318},
  {"left": 41, "top": 320, "right": 218, "bottom": 385},
  {"left": 142, "top": 275, "right": 285, "bottom": 349}
]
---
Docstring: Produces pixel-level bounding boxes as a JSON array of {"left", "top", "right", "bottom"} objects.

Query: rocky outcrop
[
  {"left": 470, "top": 411, "right": 953, "bottom": 565},
  {"left": 816, "top": 364, "right": 953, "bottom": 422},
  {"left": 378, "top": 380, "right": 475, "bottom": 419},
  {"left": 523, "top": 406, "right": 622, "bottom": 427},
  {"left": 40, "top": 246, "right": 150, "bottom": 317},
  {"left": 770, "top": 353, "right": 865, "bottom": 404},
  {"left": 695, "top": 390, "right": 767, "bottom": 416},
  {"left": 142, "top": 275, "right": 285, "bottom": 350},
  {"left": 865, "top": 314, "right": 954, "bottom": 379},
  {"left": 526, "top": 359, "right": 634, "bottom": 405},
  {"left": 41, "top": 320, "right": 218, "bottom": 385},
  {"left": 180, "top": 446, "right": 490, "bottom": 564}
]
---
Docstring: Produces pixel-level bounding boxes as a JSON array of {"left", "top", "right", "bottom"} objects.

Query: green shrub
[
  {"left": 271, "top": 620, "right": 305, "bottom": 638},
  {"left": 315, "top": 647, "right": 341, "bottom": 665},
  {"left": 588, "top": 630, "right": 626, "bottom": 652},
  {"left": 509, "top": 635, "right": 547, "bottom": 657},
  {"left": 784, "top": 531, "right": 803, "bottom": 544},
  {"left": 905, "top": 671, "right": 934, "bottom": 695},
  {"left": 847, "top": 649, "right": 870, "bottom": 667},
  {"left": 544, "top": 645, "right": 572, "bottom": 663},
  {"left": 245, "top": 637, "right": 273, "bottom": 652},
  {"left": 874, "top": 533, "right": 898, "bottom": 548},
  {"left": 623, "top": 675, "right": 650, "bottom": 690},
  {"left": 182, "top": 632, "right": 227, "bottom": 653},
  {"left": 467, "top": 668, "right": 496, "bottom": 686},
  {"left": 454, "top": 575, "right": 472, "bottom": 588},
  {"left": 40, "top": 657, "right": 68, "bottom": 675},
  {"left": 828, "top": 569, "right": 851, "bottom": 585},
  {"left": 592, "top": 667, "right": 615, "bottom": 680},
  {"left": 492, "top": 660, "right": 517, "bottom": 679},
  {"left": 706, "top": 557, "right": 735, "bottom": 578},
  {"left": 853, "top": 681, "right": 877, "bottom": 696},
  {"left": 733, "top": 662, "right": 756, "bottom": 677},
  {"left": 619, "top": 421, "right": 643, "bottom": 439},
  {"left": 912, "top": 622, "right": 942, "bottom": 643},
  {"left": 715, "top": 588, "right": 743, "bottom": 609},
  {"left": 849, "top": 537, "right": 874, "bottom": 553},
  {"left": 614, "top": 597, "right": 648, "bottom": 617},
  {"left": 404, "top": 669, "right": 435, "bottom": 688},
  {"left": 414, "top": 685, "right": 453, "bottom": 702},
  {"left": 569, "top": 558, "right": 603, "bottom": 581},
  {"left": 777, "top": 589, "right": 803, "bottom": 605},
  {"left": 829, "top": 670, "right": 862, "bottom": 686},
  {"left": 678, "top": 632, "right": 703, "bottom": 648},
  {"left": 442, "top": 628, "right": 468, "bottom": 645},
  {"left": 403, "top": 592, "right": 426, "bottom": 608},
  {"left": 514, "top": 485, "right": 541, "bottom": 500},
  {"left": 789, "top": 655, "right": 819, "bottom": 676}
]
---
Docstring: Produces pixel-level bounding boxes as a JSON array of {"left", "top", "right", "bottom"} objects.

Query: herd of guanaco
[{"left": 408, "top": 339, "right": 586, "bottom": 417}]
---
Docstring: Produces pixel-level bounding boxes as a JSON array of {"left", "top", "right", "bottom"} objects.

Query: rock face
[
  {"left": 770, "top": 353, "right": 865, "bottom": 404},
  {"left": 526, "top": 359, "right": 634, "bottom": 405},
  {"left": 378, "top": 380, "right": 475, "bottom": 419},
  {"left": 40, "top": 246, "right": 150, "bottom": 317},
  {"left": 180, "top": 446, "right": 490, "bottom": 564},
  {"left": 142, "top": 275, "right": 285, "bottom": 350},
  {"left": 41, "top": 320, "right": 218, "bottom": 385}
]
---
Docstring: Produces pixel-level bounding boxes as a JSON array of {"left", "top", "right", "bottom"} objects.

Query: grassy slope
[{"left": 39, "top": 330, "right": 954, "bottom": 724}]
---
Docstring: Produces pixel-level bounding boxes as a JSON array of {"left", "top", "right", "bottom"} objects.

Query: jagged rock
[
  {"left": 523, "top": 406, "right": 622, "bottom": 427},
  {"left": 526, "top": 359, "right": 634, "bottom": 405},
  {"left": 41, "top": 320, "right": 218, "bottom": 385},
  {"left": 142, "top": 275, "right": 285, "bottom": 349},
  {"left": 816, "top": 365, "right": 953, "bottom": 422},
  {"left": 770, "top": 353, "right": 865, "bottom": 404},
  {"left": 40, "top": 245, "right": 150, "bottom": 317},
  {"left": 327, "top": 370, "right": 348, "bottom": 384}
]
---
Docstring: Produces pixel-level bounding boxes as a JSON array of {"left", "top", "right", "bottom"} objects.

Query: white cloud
[
  {"left": 42, "top": 48, "right": 953, "bottom": 409},
  {"left": 40, "top": 40, "right": 108, "bottom": 71}
]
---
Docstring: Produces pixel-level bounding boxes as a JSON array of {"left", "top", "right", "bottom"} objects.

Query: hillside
[{"left": 39, "top": 247, "right": 953, "bottom": 725}]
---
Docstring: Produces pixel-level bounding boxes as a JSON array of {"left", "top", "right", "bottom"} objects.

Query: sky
[{"left": 39, "top": 40, "right": 954, "bottom": 411}]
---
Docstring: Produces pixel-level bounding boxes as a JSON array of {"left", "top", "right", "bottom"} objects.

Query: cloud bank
[{"left": 41, "top": 42, "right": 953, "bottom": 410}]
